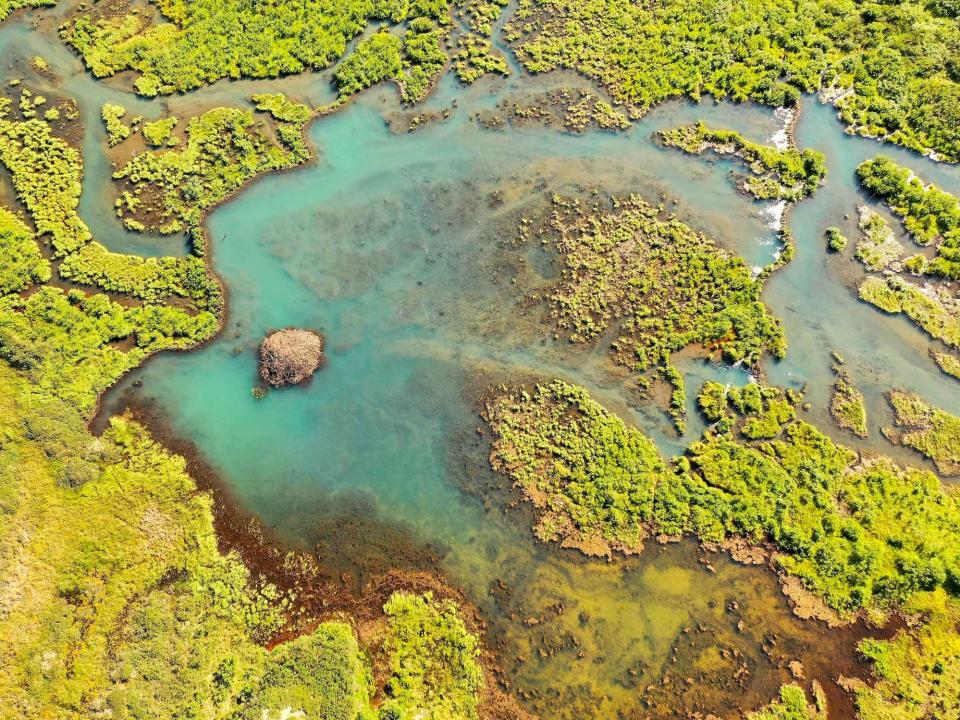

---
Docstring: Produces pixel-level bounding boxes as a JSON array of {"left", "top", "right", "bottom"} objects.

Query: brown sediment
[{"left": 110, "top": 390, "right": 533, "bottom": 720}]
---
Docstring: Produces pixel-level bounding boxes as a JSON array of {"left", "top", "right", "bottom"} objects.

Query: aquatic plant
[
  {"left": 335, "top": 30, "right": 405, "bottom": 99},
  {"left": 485, "top": 379, "right": 960, "bottom": 617},
  {"left": 0, "top": 0, "right": 51, "bottom": 21},
  {"left": 850, "top": 590, "right": 960, "bottom": 720},
  {"left": 100, "top": 102, "right": 129, "bottom": 146},
  {"left": 112, "top": 101, "right": 311, "bottom": 246},
  {"left": 531, "top": 195, "right": 785, "bottom": 423},
  {"left": 825, "top": 227, "right": 847, "bottom": 253},
  {"left": 658, "top": 122, "right": 826, "bottom": 201},
  {"left": 747, "top": 683, "right": 827, "bottom": 720},
  {"left": 830, "top": 369, "right": 868, "bottom": 438},
  {"left": 259, "top": 329, "right": 325, "bottom": 387},
  {"left": 505, "top": 0, "right": 960, "bottom": 161},
  {"left": 858, "top": 275, "right": 960, "bottom": 348},
  {"left": 886, "top": 390, "right": 960, "bottom": 475},
  {"left": 483, "top": 380, "right": 670, "bottom": 555},
  {"left": 932, "top": 351, "right": 960, "bottom": 381},
  {"left": 855, "top": 207, "right": 903, "bottom": 272},
  {"left": 858, "top": 156, "right": 960, "bottom": 279},
  {"left": 454, "top": 33, "right": 509, "bottom": 83}
]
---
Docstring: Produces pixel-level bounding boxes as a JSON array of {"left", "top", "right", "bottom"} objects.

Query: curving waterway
[{"left": 3, "top": 10, "right": 960, "bottom": 718}]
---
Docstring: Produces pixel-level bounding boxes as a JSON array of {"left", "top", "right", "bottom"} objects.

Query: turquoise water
[{"left": 4, "top": 10, "right": 960, "bottom": 717}]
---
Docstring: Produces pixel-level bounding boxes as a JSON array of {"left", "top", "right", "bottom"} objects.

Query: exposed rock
[{"left": 258, "top": 328, "right": 324, "bottom": 387}]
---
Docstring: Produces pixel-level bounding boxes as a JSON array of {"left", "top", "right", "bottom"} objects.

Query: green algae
[{"left": 658, "top": 122, "right": 826, "bottom": 201}]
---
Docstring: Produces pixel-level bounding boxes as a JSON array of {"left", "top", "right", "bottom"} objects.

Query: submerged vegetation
[
  {"left": 525, "top": 194, "right": 784, "bottom": 431},
  {"left": 485, "top": 379, "right": 960, "bottom": 620},
  {"left": 505, "top": 0, "right": 960, "bottom": 160},
  {"left": 658, "top": 122, "right": 826, "bottom": 201}
]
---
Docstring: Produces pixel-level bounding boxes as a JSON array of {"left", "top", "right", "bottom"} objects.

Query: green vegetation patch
[
  {"left": 933, "top": 351, "right": 960, "bottom": 381},
  {"left": 141, "top": 116, "right": 178, "bottom": 147},
  {"left": 851, "top": 590, "right": 960, "bottom": 720},
  {"left": 887, "top": 390, "right": 960, "bottom": 475},
  {"left": 748, "top": 683, "right": 827, "bottom": 720},
  {"left": 0, "top": 93, "right": 221, "bottom": 415},
  {"left": 112, "top": 100, "right": 311, "bottom": 248},
  {"left": 859, "top": 275, "right": 960, "bottom": 348},
  {"left": 830, "top": 369, "right": 868, "bottom": 438},
  {"left": 101, "top": 102, "right": 129, "bottom": 147},
  {"left": 658, "top": 122, "right": 826, "bottom": 201},
  {"left": 483, "top": 380, "right": 670, "bottom": 555},
  {"left": 380, "top": 591, "right": 484, "bottom": 720},
  {"left": 0, "top": 0, "right": 53, "bottom": 21},
  {"left": 825, "top": 227, "right": 848, "bottom": 253},
  {"left": 0, "top": 363, "right": 484, "bottom": 718},
  {"left": 858, "top": 156, "right": 960, "bottom": 279},
  {"left": 530, "top": 194, "right": 784, "bottom": 431},
  {"left": 0, "top": 207, "right": 51, "bottom": 294},
  {"left": 505, "top": 0, "right": 960, "bottom": 161},
  {"left": 486, "top": 379, "right": 960, "bottom": 617},
  {"left": 855, "top": 206, "right": 903, "bottom": 272}
]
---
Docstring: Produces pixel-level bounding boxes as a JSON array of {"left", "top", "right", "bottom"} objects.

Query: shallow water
[{"left": 3, "top": 10, "right": 960, "bottom": 718}]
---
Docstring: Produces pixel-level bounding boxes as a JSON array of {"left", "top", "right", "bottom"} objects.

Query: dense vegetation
[
  {"left": 483, "top": 380, "right": 670, "bottom": 555},
  {"left": 112, "top": 100, "right": 311, "bottom": 250},
  {"left": 747, "top": 684, "right": 827, "bottom": 720},
  {"left": 658, "top": 122, "right": 826, "bottom": 201},
  {"left": 851, "top": 590, "right": 960, "bottom": 720},
  {"left": 825, "top": 226, "right": 848, "bottom": 252},
  {"left": 100, "top": 102, "right": 129, "bottom": 147},
  {"left": 0, "top": 0, "right": 50, "bottom": 21},
  {"left": 485, "top": 379, "right": 960, "bottom": 619},
  {"left": 526, "top": 194, "right": 784, "bottom": 431},
  {"left": 505, "top": 0, "right": 960, "bottom": 161},
  {"left": 830, "top": 368, "right": 868, "bottom": 437},
  {"left": 858, "top": 156, "right": 960, "bottom": 279},
  {"left": 0, "top": 92, "right": 220, "bottom": 415},
  {"left": 933, "top": 350, "right": 960, "bottom": 381},
  {"left": 858, "top": 275, "right": 960, "bottom": 348},
  {"left": 886, "top": 390, "right": 960, "bottom": 475},
  {"left": 0, "top": 364, "right": 485, "bottom": 718}
]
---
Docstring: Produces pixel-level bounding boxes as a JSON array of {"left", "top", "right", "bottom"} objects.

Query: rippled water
[{"left": 3, "top": 10, "right": 960, "bottom": 718}]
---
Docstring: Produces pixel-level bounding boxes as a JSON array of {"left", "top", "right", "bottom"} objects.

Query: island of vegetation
[
  {"left": 932, "top": 350, "right": 960, "bottom": 381},
  {"left": 885, "top": 390, "right": 960, "bottom": 475},
  {"left": 259, "top": 328, "right": 326, "bottom": 388},
  {"left": 830, "top": 367, "right": 868, "bottom": 438},
  {"left": 825, "top": 227, "right": 848, "bottom": 253},
  {"left": 522, "top": 194, "right": 785, "bottom": 432},
  {"left": 658, "top": 122, "right": 826, "bottom": 201}
]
